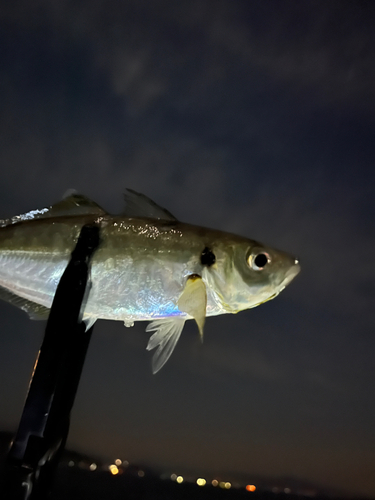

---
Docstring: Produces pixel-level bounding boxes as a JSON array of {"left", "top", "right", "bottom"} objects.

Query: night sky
[{"left": 0, "top": 1, "right": 375, "bottom": 497}]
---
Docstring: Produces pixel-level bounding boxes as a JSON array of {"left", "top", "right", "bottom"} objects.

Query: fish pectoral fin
[
  {"left": 146, "top": 318, "right": 185, "bottom": 374},
  {"left": 0, "top": 285, "right": 50, "bottom": 320},
  {"left": 177, "top": 274, "right": 207, "bottom": 341},
  {"left": 123, "top": 188, "right": 178, "bottom": 221}
]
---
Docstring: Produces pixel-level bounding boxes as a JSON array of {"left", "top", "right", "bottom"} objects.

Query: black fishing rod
[{"left": 2, "top": 223, "right": 101, "bottom": 499}]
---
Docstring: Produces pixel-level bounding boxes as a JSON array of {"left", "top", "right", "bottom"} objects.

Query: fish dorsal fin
[
  {"left": 46, "top": 193, "right": 107, "bottom": 218},
  {"left": 0, "top": 285, "right": 50, "bottom": 320},
  {"left": 177, "top": 274, "right": 207, "bottom": 341},
  {"left": 123, "top": 189, "right": 177, "bottom": 221},
  {"left": 0, "top": 193, "right": 107, "bottom": 227}
]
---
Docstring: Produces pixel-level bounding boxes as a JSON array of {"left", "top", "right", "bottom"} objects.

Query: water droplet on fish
[{"left": 124, "top": 319, "right": 134, "bottom": 328}]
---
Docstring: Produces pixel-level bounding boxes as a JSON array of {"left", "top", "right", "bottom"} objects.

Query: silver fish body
[{"left": 0, "top": 191, "right": 300, "bottom": 372}]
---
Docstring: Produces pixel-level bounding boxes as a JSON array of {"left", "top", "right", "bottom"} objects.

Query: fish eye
[{"left": 247, "top": 251, "right": 270, "bottom": 271}]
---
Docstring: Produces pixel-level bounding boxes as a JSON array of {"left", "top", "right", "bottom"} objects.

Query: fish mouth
[{"left": 280, "top": 259, "right": 301, "bottom": 288}]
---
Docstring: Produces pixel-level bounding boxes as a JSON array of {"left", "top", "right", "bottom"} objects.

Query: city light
[
  {"left": 64, "top": 453, "right": 264, "bottom": 493},
  {"left": 63, "top": 454, "right": 273, "bottom": 493},
  {"left": 109, "top": 464, "right": 119, "bottom": 475}
]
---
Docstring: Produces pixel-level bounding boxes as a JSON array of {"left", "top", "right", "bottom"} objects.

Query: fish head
[{"left": 203, "top": 236, "right": 300, "bottom": 314}]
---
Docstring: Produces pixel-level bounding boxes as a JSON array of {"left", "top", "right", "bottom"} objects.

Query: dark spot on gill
[{"left": 201, "top": 247, "right": 216, "bottom": 267}]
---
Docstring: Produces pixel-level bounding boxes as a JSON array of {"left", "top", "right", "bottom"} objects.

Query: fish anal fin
[
  {"left": 123, "top": 189, "right": 178, "bottom": 221},
  {"left": 177, "top": 274, "right": 207, "bottom": 341},
  {"left": 145, "top": 318, "right": 185, "bottom": 373},
  {"left": 0, "top": 285, "right": 50, "bottom": 320},
  {"left": 83, "top": 315, "right": 97, "bottom": 331}
]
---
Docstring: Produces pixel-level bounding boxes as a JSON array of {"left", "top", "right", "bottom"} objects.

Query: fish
[{"left": 0, "top": 189, "right": 300, "bottom": 373}]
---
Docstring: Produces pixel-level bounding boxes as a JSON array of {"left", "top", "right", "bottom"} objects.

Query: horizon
[{"left": 0, "top": 430, "right": 367, "bottom": 499}]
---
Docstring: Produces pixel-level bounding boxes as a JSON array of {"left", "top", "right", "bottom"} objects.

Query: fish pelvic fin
[
  {"left": 146, "top": 318, "right": 185, "bottom": 374},
  {"left": 177, "top": 274, "right": 207, "bottom": 342}
]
